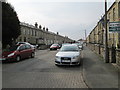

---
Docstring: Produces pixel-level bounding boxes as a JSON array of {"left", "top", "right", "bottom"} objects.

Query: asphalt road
[{"left": 2, "top": 49, "right": 87, "bottom": 88}]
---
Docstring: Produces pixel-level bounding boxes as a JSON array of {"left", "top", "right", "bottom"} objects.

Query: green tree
[{"left": 2, "top": 2, "right": 21, "bottom": 48}]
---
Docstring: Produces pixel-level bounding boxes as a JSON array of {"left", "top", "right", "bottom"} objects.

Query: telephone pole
[
  {"left": 85, "top": 30, "right": 87, "bottom": 40},
  {"left": 104, "top": 0, "right": 109, "bottom": 63},
  {"left": 85, "top": 30, "right": 87, "bottom": 46}
]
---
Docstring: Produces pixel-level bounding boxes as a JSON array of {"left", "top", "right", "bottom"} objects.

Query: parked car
[
  {"left": 16, "top": 42, "right": 36, "bottom": 51},
  {"left": 0, "top": 44, "right": 35, "bottom": 62},
  {"left": 78, "top": 44, "right": 83, "bottom": 50},
  {"left": 55, "top": 44, "right": 81, "bottom": 66},
  {"left": 72, "top": 43, "right": 83, "bottom": 50},
  {"left": 62, "top": 43, "right": 71, "bottom": 46},
  {"left": 50, "top": 44, "right": 60, "bottom": 50}
]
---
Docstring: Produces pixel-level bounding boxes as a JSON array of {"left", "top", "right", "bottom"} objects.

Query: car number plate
[{"left": 62, "top": 60, "right": 70, "bottom": 62}]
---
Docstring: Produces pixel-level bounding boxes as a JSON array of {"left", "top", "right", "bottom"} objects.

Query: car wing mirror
[{"left": 79, "top": 48, "right": 82, "bottom": 51}]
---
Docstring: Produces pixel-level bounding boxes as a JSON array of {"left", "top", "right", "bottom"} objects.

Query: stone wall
[
  {"left": 100, "top": 46, "right": 104, "bottom": 58},
  {"left": 87, "top": 43, "right": 120, "bottom": 66},
  {"left": 116, "top": 49, "right": 120, "bottom": 66}
]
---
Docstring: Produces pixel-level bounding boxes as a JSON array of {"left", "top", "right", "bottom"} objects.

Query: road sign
[{"left": 109, "top": 22, "right": 120, "bottom": 32}]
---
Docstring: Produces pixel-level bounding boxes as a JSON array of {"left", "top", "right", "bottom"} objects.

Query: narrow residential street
[
  {"left": 1, "top": 0, "right": 120, "bottom": 89},
  {"left": 2, "top": 49, "right": 87, "bottom": 88}
]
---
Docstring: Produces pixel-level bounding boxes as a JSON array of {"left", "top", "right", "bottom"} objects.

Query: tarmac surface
[
  {"left": 82, "top": 46, "right": 119, "bottom": 89},
  {"left": 2, "top": 47, "right": 120, "bottom": 89},
  {"left": 2, "top": 49, "right": 87, "bottom": 88}
]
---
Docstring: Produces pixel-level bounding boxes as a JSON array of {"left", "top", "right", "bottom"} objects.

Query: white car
[
  {"left": 16, "top": 42, "right": 36, "bottom": 50},
  {"left": 55, "top": 44, "right": 81, "bottom": 66}
]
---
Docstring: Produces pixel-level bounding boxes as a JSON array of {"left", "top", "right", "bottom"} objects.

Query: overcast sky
[{"left": 7, "top": 0, "right": 115, "bottom": 40}]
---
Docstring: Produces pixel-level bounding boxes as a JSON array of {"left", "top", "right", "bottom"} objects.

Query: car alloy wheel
[{"left": 16, "top": 56, "right": 21, "bottom": 62}]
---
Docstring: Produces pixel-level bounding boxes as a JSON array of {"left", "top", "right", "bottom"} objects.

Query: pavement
[{"left": 82, "top": 46, "right": 120, "bottom": 89}]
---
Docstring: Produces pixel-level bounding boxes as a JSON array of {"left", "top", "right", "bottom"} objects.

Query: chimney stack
[
  {"left": 46, "top": 28, "right": 48, "bottom": 31},
  {"left": 43, "top": 27, "right": 45, "bottom": 31},
  {"left": 35, "top": 22, "right": 38, "bottom": 28},
  {"left": 39, "top": 25, "right": 42, "bottom": 29}
]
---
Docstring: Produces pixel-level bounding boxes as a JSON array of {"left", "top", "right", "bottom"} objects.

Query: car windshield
[
  {"left": 4, "top": 45, "right": 18, "bottom": 52},
  {"left": 73, "top": 43, "right": 79, "bottom": 45},
  {"left": 62, "top": 43, "right": 71, "bottom": 46},
  {"left": 60, "top": 45, "right": 79, "bottom": 52}
]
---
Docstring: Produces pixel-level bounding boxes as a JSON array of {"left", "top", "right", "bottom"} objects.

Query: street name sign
[{"left": 109, "top": 22, "right": 120, "bottom": 33}]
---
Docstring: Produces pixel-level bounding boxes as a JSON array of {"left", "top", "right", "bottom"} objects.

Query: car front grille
[
  {"left": 61, "top": 57, "right": 71, "bottom": 64},
  {"left": 61, "top": 57, "right": 71, "bottom": 60}
]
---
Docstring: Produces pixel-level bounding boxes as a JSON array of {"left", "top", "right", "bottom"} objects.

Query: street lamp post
[{"left": 104, "top": 0, "right": 109, "bottom": 63}]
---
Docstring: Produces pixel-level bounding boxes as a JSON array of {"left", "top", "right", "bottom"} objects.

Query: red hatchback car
[
  {"left": 0, "top": 44, "right": 35, "bottom": 62},
  {"left": 50, "top": 44, "right": 60, "bottom": 50}
]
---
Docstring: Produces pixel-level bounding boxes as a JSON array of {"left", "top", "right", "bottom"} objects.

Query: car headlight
[
  {"left": 73, "top": 56, "right": 79, "bottom": 59},
  {"left": 56, "top": 56, "right": 61, "bottom": 59},
  {"left": 8, "top": 53, "right": 15, "bottom": 57}
]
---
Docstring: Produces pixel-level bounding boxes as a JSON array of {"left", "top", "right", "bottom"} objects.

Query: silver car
[{"left": 55, "top": 44, "right": 81, "bottom": 66}]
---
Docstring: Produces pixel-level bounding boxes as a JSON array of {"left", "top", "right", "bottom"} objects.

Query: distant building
[{"left": 16, "top": 22, "right": 73, "bottom": 45}]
